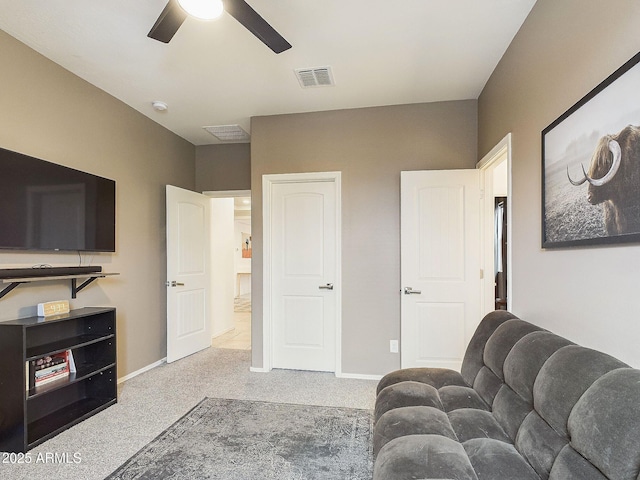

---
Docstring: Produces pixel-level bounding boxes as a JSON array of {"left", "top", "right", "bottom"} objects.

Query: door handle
[
  {"left": 319, "top": 283, "right": 334, "bottom": 290},
  {"left": 404, "top": 287, "right": 421, "bottom": 295},
  {"left": 166, "top": 281, "right": 185, "bottom": 287}
]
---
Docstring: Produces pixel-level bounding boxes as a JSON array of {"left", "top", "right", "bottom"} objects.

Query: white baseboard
[
  {"left": 336, "top": 372, "right": 383, "bottom": 381},
  {"left": 116, "top": 357, "right": 382, "bottom": 383},
  {"left": 117, "top": 358, "right": 166, "bottom": 384},
  {"left": 212, "top": 326, "right": 235, "bottom": 339},
  {"left": 247, "top": 367, "right": 382, "bottom": 379},
  {"left": 249, "top": 366, "right": 270, "bottom": 373}
]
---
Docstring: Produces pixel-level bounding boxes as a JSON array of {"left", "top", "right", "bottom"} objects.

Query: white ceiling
[{"left": 0, "top": 0, "right": 536, "bottom": 146}]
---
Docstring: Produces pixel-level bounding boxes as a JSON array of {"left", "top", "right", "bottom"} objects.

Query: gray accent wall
[
  {"left": 0, "top": 30, "right": 195, "bottom": 377},
  {"left": 196, "top": 143, "right": 251, "bottom": 192},
  {"left": 250, "top": 101, "right": 478, "bottom": 375},
  {"left": 478, "top": 0, "right": 640, "bottom": 366}
]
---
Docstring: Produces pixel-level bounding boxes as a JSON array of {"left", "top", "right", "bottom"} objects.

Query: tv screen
[{"left": 0, "top": 147, "right": 116, "bottom": 252}]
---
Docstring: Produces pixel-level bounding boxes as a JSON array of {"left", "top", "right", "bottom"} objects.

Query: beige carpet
[{"left": 2, "top": 348, "right": 377, "bottom": 480}]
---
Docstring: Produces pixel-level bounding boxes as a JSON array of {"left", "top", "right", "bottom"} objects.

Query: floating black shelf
[{"left": 0, "top": 272, "right": 119, "bottom": 300}]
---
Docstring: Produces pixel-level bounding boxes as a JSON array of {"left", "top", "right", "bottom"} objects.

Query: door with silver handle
[{"left": 319, "top": 283, "right": 334, "bottom": 290}]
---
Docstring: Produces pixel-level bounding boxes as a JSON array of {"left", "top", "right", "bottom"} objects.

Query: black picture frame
[{"left": 542, "top": 51, "right": 640, "bottom": 248}]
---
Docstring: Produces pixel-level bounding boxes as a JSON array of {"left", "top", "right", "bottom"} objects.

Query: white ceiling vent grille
[
  {"left": 203, "top": 124, "right": 250, "bottom": 142},
  {"left": 295, "top": 66, "right": 335, "bottom": 88}
]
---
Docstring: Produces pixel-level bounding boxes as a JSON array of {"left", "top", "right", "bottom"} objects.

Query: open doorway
[
  {"left": 204, "top": 190, "right": 252, "bottom": 351},
  {"left": 487, "top": 158, "right": 509, "bottom": 310},
  {"left": 478, "top": 134, "right": 512, "bottom": 314}
]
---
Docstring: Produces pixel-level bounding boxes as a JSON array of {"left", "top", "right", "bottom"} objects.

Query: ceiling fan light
[{"left": 177, "top": 0, "right": 224, "bottom": 20}]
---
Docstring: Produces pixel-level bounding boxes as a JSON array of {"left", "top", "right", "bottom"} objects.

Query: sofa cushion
[
  {"left": 376, "top": 367, "right": 466, "bottom": 395},
  {"left": 448, "top": 408, "right": 510, "bottom": 444},
  {"left": 549, "top": 445, "right": 608, "bottom": 480},
  {"left": 460, "top": 310, "right": 518, "bottom": 386},
  {"left": 533, "top": 345, "right": 628, "bottom": 438},
  {"left": 568, "top": 368, "right": 640, "bottom": 480},
  {"left": 516, "top": 411, "right": 568, "bottom": 480},
  {"left": 374, "top": 434, "right": 479, "bottom": 480},
  {"left": 473, "top": 366, "right": 503, "bottom": 406},
  {"left": 375, "top": 381, "right": 443, "bottom": 422},
  {"left": 439, "top": 385, "right": 489, "bottom": 412},
  {"left": 503, "top": 331, "right": 573, "bottom": 404},
  {"left": 374, "top": 406, "right": 457, "bottom": 455},
  {"left": 483, "top": 319, "right": 543, "bottom": 381},
  {"left": 464, "top": 438, "right": 540, "bottom": 480},
  {"left": 492, "top": 384, "right": 532, "bottom": 441}
]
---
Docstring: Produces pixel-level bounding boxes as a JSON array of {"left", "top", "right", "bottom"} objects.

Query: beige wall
[
  {"left": 251, "top": 101, "right": 477, "bottom": 375},
  {"left": 478, "top": 0, "right": 640, "bottom": 366},
  {"left": 0, "top": 30, "right": 195, "bottom": 377},
  {"left": 11, "top": 0, "right": 636, "bottom": 379},
  {"left": 195, "top": 143, "right": 251, "bottom": 192}
]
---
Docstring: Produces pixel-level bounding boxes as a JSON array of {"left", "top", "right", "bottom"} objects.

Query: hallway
[{"left": 212, "top": 294, "right": 251, "bottom": 350}]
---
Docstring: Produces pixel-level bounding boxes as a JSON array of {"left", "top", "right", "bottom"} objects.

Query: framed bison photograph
[{"left": 542, "top": 51, "right": 640, "bottom": 248}]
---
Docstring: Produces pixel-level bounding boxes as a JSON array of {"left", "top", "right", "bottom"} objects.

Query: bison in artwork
[{"left": 567, "top": 125, "right": 640, "bottom": 235}]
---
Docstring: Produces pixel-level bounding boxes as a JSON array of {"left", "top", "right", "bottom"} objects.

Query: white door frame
[
  {"left": 203, "top": 190, "right": 251, "bottom": 340},
  {"left": 262, "top": 172, "right": 342, "bottom": 374},
  {"left": 202, "top": 189, "right": 251, "bottom": 198},
  {"left": 477, "top": 133, "right": 513, "bottom": 312}
]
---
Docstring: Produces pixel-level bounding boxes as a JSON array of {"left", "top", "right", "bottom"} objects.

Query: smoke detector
[
  {"left": 203, "top": 125, "right": 250, "bottom": 142},
  {"left": 151, "top": 101, "right": 168, "bottom": 112},
  {"left": 294, "top": 66, "right": 335, "bottom": 88}
]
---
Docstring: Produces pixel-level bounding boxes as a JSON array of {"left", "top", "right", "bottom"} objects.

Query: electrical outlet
[{"left": 390, "top": 339, "right": 399, "bottom": 353}]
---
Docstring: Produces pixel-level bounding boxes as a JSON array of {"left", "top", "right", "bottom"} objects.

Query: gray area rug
[{"left": 105, "top": 397, "right": 373, "bottom": 480}]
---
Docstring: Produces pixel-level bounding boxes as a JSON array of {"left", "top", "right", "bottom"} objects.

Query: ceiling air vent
[
  {"left": 203, "top": 124, "right": 250, "bottom": 142},
  {"left": 294, "top": 66, "right": 335, "bottom": 88}
]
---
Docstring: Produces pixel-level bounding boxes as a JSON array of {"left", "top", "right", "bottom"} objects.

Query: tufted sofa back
[
  {"left": 471, "top": 315, "right": 633, "bottom": 479},
  {"left": 473, "top": 319, "right": 543, "bottom": 407},
  {"left": 459, "top": 310, "right": 518, "bottom": 386},
  {"left": 492, "top": 331, "right": 574, "bottom": 443},
  {"left": 521, "top": 345, "right": 629, "bottom": 479},
  {"left": 558, "top": 368, "right": 640, "bottom": 480},
  {"left": 375, "top": 311, "right": 640, "bottom": 479}
]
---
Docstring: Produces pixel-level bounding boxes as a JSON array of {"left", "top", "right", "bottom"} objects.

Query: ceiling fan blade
[
  {"left": 224, "top": 0, "right": 292, "bottom": 54},
  {"left": 148, "top": 0, "right": 187, "bottom": 43}
]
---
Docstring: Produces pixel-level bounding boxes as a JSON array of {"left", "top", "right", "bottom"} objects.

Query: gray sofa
[{"left": 373, "top": 310, "right": 640, "bottom": 480}]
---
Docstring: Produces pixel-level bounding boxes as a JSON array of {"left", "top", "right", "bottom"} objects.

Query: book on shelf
[
  {"left": 26, "top": 350, "right": 76, "bottom": 391},
  {"left": 34, "top": 351, "right": 69, "bottom": 386},
  {"left": 35, "top": 361, "right": 67, "bottom": 378},
  {"left": 35, "top": 362, "right": 68, "bottom": 379},
  {"left": 33, "top": 355, "right": 65, "bottom": 371}
]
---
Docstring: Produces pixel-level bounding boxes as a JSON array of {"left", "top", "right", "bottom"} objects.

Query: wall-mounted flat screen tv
[{"left": 0, "top": 147, "right": 116, "bottom": 252}]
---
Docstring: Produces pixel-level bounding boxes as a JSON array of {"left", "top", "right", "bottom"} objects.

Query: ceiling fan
[{"left": 148, "top": 0, "right": 292, "bottom": 54}]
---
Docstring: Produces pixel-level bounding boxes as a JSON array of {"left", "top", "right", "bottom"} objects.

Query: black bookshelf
[{"left": 0, "top": 307, "right": 117, "bottom": 452}]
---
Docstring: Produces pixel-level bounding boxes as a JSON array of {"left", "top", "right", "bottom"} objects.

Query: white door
[
  {"left": 166, "top": 185, "right": 211, "bottom": 363},
  {"left": 401, "top": 170, "right": 481, "bottom": 370},
  {"left": 269, "top": 179, "right": 338, "bottom": 372}
]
